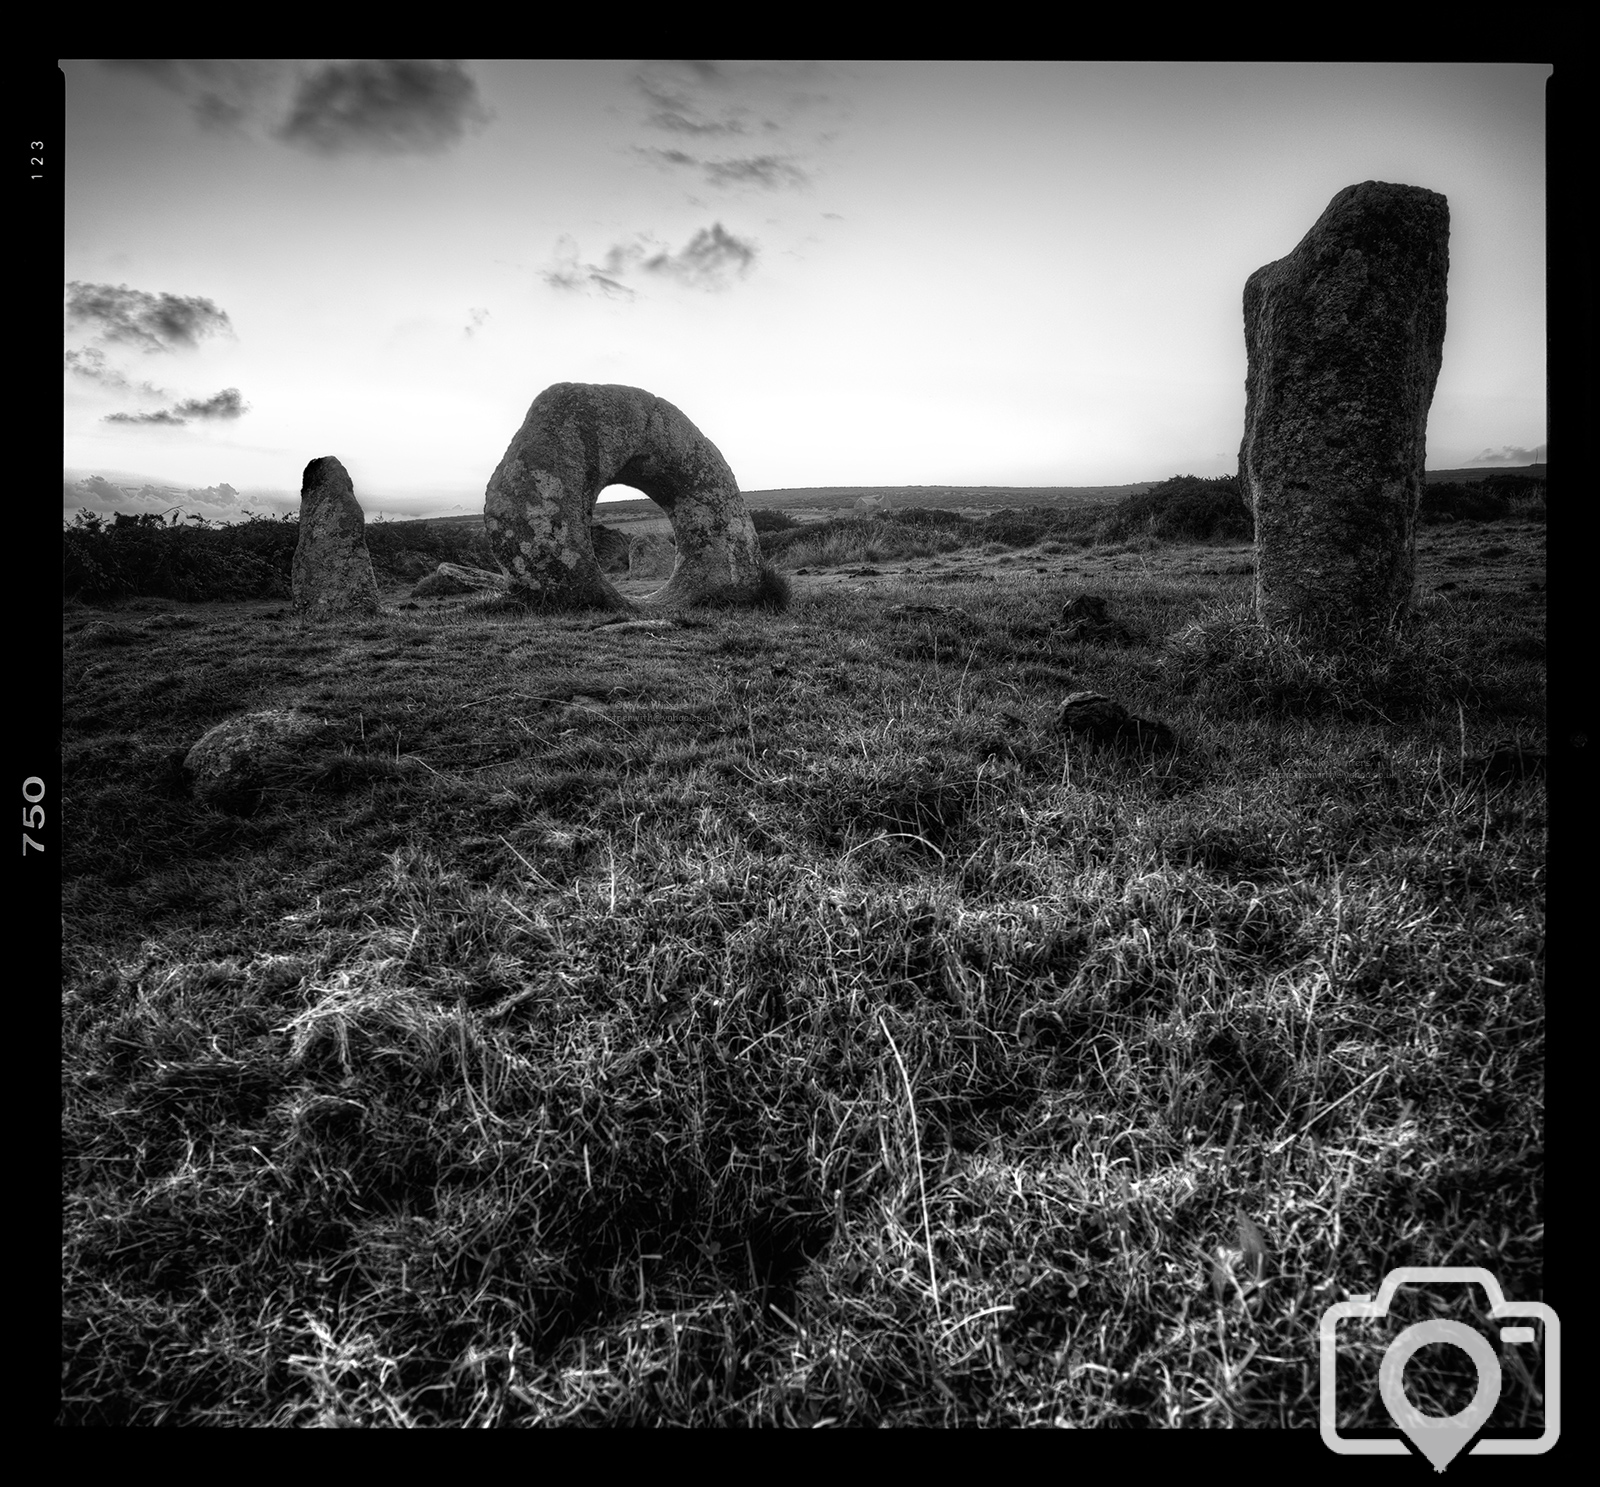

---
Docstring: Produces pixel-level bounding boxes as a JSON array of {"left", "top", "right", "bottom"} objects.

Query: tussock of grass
[
  {"left": 1161, "top": 597, "right": 1537, "bottom": 723},
  {"left": 62, "top": 527, "right": 1545, "bottom": 1426}
]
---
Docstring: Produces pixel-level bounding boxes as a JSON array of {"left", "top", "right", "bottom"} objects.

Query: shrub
[
  {"left": 1099, "top": 475, "right": 1252, "bottom": 545},
  {"left": 973, "top": 509, "right": 1064, "bottom": 549},
  {"left": 1479, "top": 473, "right": 1546, "bottom": 501},
  {"left": 753, "top": 563, "right": 792, "bottom": 611},
  {"left": 1419, "top": 474, "right": 1544, "bottom": 525},
  {"left": 884, "top": 507, "right": 973, "bottom": 532},
  {"left": 63, "top": 511, "right": 294, "bottom": 603},
  {"left": 1419, "top": 483, "right": 1509, "bottom": 525},
  {"left": 749, "top": 508, "right": 802, "bottom": 534},
  {"left": 62, "top": 511, "right": 501, "bottom": 602},
  {"left": 766, "top": 516, "right": 969, "bottom": 569}
]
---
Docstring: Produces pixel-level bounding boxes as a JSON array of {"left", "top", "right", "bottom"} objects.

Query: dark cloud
[
  {"left": 704, "top": 155, "right": 808, "bottom": 189},
  {"left": 104, "top": 388, "right": 248, "bottom": 425},
  {"left": 632, "top": 60, "right": 749, "bottom": 136},
  {"left": 100, "top": 59, "right": 285, "bottom": 133},
  {"left": 630, "top": 60, "right": 836, "bottom": 144},
  {"left": 104, "top": 409, "right": 186, "bottom": 426},
  {"left": 275, "top": 60, "right": 491, "bottom": 157},
  {"left": 635, "top": 146, "right": 808, "bottom": 191},
  {"left": 1470, "top": 445, "right": 1543, "bottom": 464},
  {"left": 65, "top": 282, "right": 233, "bottom": 354},
  {"left": 63, "top": 347, "right": 168, "bottom": 397},
  {"left": 642, "top": 224, "right": 757, "bottom": 289},
  {"left": 175, "top": 388, "right": 248, "bottom": 419}
]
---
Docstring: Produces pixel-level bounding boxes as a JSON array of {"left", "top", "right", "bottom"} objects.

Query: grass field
[{"left": 61, "top": 494, "right": 1546, "bottom": 1427}]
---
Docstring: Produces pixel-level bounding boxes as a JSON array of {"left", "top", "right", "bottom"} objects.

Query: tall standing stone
[
  {"left": 484, "top": 383, "right": 762, "bottom": 611},
  {"left": 292, "top": 456, "right": 382, "bottom": 619},
  {"left": 1239, "top": 181, "right": 1449, "bottom": 640}
]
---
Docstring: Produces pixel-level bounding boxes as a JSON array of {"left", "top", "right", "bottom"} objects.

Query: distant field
[
  {"left": 403, "top": 484, "right": 1153, "bottom": 532},
  {"left": 400, "top": 466, "right": 1544, "bottom": 532},
  {"left": 1424, "top": 463, "right": 1545, "bottom": 485}
]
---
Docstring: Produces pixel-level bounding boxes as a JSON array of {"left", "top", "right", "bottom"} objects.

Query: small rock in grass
[
  {"left": 1054, "top": 691, "right": 1176, "bottom": 755},
  {"left": 183, "top": 709, "right": 330, "bottom": 815}
]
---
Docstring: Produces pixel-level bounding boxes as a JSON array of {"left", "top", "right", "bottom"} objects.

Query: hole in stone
[{"left": 596, "top": 485, "right": 676, "bottom": 595}]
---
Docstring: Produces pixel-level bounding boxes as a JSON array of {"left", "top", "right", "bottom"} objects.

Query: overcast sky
[{"left": 62, "top": 59, "right": 1550, "bottom": 523}]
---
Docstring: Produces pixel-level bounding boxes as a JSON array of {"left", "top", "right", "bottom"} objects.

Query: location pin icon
[{"left": 1378, "top": 1320, "right": 1502, "bottom": 1472}]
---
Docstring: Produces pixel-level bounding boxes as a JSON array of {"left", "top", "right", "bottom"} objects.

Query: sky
[{"left": 61, "top": 59, "right": 1551, "bottom": 524}]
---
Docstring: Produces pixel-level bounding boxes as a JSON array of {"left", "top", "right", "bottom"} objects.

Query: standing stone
[
  {"left": 1239, "top": 181, "right": 1449, "bottom": 640},
  {"left": 484, "top": 383, "right": 762, "bottom": 611},
  {"left": 292, "top": 456, "right": 382, "bottom": 619}
]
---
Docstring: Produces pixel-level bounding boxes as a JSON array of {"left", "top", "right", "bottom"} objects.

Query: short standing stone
[
  {"left": 484, "top": 383, "right": 763, "bottom": 611},
  {"left": 292, "top": 456, "right": 382, "bottom": 619},
  {"left": 1239, "top": 181, "right": 1449, "bottom": 641}
]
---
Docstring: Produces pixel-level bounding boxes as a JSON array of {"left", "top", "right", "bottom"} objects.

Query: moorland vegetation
[
  {"left": 61, "top": 470, "right": 1546, "bottom": 1425},
  {"left": 61, "top": 472, "right": 1544, "bottom": 606}
]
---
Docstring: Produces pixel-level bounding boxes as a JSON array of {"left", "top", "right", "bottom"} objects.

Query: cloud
[
  {"left": 635, "top": 146, "right": 809, "bottom": 191},
  {"left": 104, "top": 388, "right": 249, "bottom": 425},
  {"left": 464, "top": 307, "right": 489, "bottom": 337},
  {"left": 542, "top": 268, "right": 637, "bottom": 300},
  {"left": 100, "top": 59, "right": 287, "bottom": 133},
  {"left": 630, "top": 60, "right": 836, "bottom": 142},
  {"left": 175, "top": 388, "right": 248, "bottom": 419},
  {"left": 63, "top": 346, "right": 169, "bottom": 397},
  {"left": 544, "top": 224, "right": 758, "bottom": 296},
  {"left": 641, "top": 224, "right": 757, "bottom": 289},
  {"left": 183, "top": 482, "right": 242, "bottom": 511},
  {"left": 628, "top": 61, "right": 847, "bottom": 209},
  {"left": 65, "top": 282, "right": 233, "bottom": 354},
  {"left": 274, "top": 60, "right": 492, "bottom": 157},
  {"left": 1470, "top": 445, "right": 1543, "bottom": 464},
  {"left": 632, "top": 60, "right": 750, "bottom": 137},
  {"left": 104, "top": 408, "right": 188, "bottom": 426},
  {"left": 65, "top": 474, "right": 128, "bottom": 511},
  {"left": 542, "top": 236, "right": 640, "bottom": 299},
  {"left": 705, "top": 155, "right": 809, "bottom": 189},
  {"left": 63, "top": 473, "right": 242, "bottom": 521}
]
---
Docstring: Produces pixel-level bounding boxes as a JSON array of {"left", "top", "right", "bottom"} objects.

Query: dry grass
[{"left": 60, "top": 515, "right": 1546, "bottom": 1427}]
